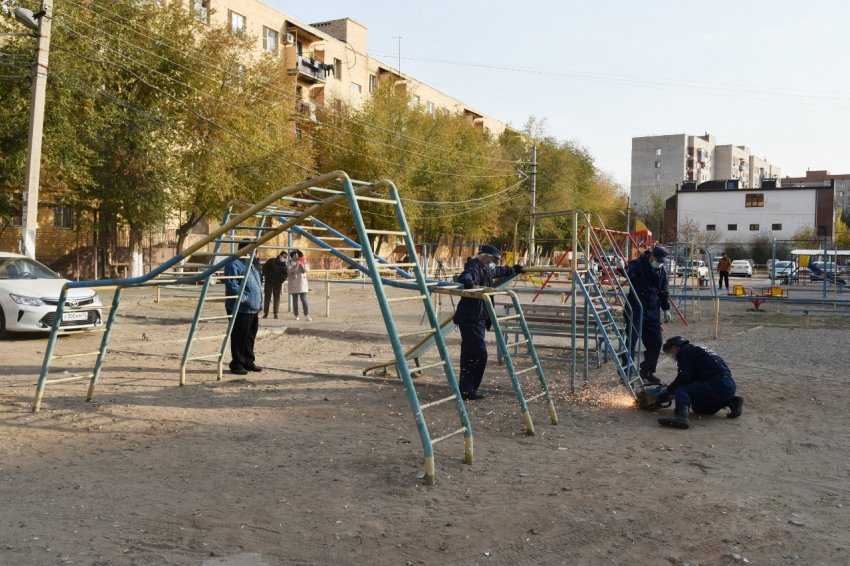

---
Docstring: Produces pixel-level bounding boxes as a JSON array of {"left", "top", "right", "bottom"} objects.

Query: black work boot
[
  {"left": 641, "top": 372, "right": 661, "bottom": 385},
  {"left": 726, "top": 396, "right": 744, "bottom": 419},
  {"left": 658, "top": 404, "right": 690, "bottom": 429}
]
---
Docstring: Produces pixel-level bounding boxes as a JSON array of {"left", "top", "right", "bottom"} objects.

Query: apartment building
[
  {"left": 631, "top": 133, "right": 781, "bottom": 214},
  {"left": 194, "top": 0, "right": 505, "bottom": 134},
  {"left": 663, "top": 181, "right": 835, "bottom": 243},
  {"left": 781, "top": 170, "right": 850, "bottom": 212}
]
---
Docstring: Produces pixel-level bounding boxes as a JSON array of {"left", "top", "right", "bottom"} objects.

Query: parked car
[
  {"left": 809, "top": 261, "right": 840, "bottom": 282},
  {"left": 729, "top": 260, "right": 753, "bottom": 277},
  {"left": 0, "top": 253, "right": 102, "bottom": 338},
  {"left": 772, "top": 261, "right": 795, "bottom": 278},
  {"left": 676, "top": 260, "right": 709, "bottom": 278}
]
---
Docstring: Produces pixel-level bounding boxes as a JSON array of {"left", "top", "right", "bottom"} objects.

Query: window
[
  {"left": 53, "top": 198, "right": 73, "bottom": 230},
  {"left": 817, "top": 226, "right": 827, "bottom": 237},
  {"left": 655, "top": 173, "right": 661, "bottom": 181},
  {"left": 350, "top": 82, "right": 362, "bottom": 94},
  {"left": 333, "top": 58, "right": 341, "bottom": 80},
  {"left": 426, "top": 101, "right": 436, "bottom": 115},
  {"left": 772, "top": 223, "right": 782, "bottom": 230},
  {"left": 840, "top": 191, "right": 845, "bottom": 197},
  {"left": 295, "top": 85, "right": 303, "bottom": 100},
  {"left": 745, "top": 193, "right": 764, "bottom": 207},
  {"left": 655, "top": 148, "right": 661, "bottom": 156},
  {"left": 412, "top": 95, "right": 420, "bottom": 108},
  {"left": 706, "top": 224, "right": 716, "bottom": 231},
  {"left": 263, "top": 27, "right": 278, "bottom": 54},
  {"left": 1, "top": 193, "right": 22, "bottom": 227},
  {"left": 193, "top": 0, "right": 209, "bottom": 23},
  {"left": 728, "top": 224, "right": 737, "bottom": 231},
  {"left": 296, "top": 41, "right": 303, "bottom": 56},
  {"left": 749, "top": 224, "right": 759, "bottom": 231},
  {"left": 369, "top": 74, "right": 377, "bottom": 93},
  {"left": 654, "top": 161, "right": 661, "bottom": 168},
  {"left": 228, "top": 10, "right": 245, "bottom": 35}
]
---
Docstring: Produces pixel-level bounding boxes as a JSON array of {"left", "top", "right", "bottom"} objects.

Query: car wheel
[{"left": 0, "top": 306, "right": 9, "bottom": 340}]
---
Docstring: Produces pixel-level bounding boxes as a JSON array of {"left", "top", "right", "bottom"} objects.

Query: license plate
[{"left": 62, "top": 312, "right": 88, "bottom": 322}]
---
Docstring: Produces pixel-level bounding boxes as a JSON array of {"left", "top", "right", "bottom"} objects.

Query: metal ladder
[
  {"left": 342, "top": 178, "right": 473, "bottom": 486},
  {"left": 481, "top": 289, "right": 558, "bottom": 434}
]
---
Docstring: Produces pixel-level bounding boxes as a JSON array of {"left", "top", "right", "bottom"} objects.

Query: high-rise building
[
  {"left": 630, "top": 133, "right": 781, "bottom": 214},
  {"left": 781, "top": 170, "right": 850, "bottom": 212}
]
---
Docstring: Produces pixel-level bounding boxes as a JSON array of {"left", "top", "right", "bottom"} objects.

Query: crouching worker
[
  {"left": 453, "top": 245, "right": 522, "bottom": 401},
  {"left": 658, "top": 336, "right": 743, "bottom": 429}
]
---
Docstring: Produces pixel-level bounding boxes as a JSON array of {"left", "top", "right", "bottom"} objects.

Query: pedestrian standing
[
  {"left": 453, "top": 245, "right": 522, "bottom": 400},
  {"left": 624, "top": 246, "right": 672, "bottom": 385},
  {"left": 288, "top": 249, "right": 311, "bottom": 321},
  {"left": 224, "top": 241, "right": 263, "bottom": 375},
  {"left": 717, "top": 252, "right": 732, "bottom": 291},
  {"left": 262, "top": 251, "right": 288, "bottom": 319}
]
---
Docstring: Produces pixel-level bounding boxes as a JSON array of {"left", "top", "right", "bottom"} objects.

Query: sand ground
[{"left": 1, "top": 279, "right": 848, "bottom": 565}]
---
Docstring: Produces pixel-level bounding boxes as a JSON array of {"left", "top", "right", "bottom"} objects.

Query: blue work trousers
[
  {"left": 626, "top": 314, "right": 662, "bottom": 376},
  {"left": 458, "top": 321, "right": 487, "bottom": 394},
  {"left": 674, "top": 376, "right": 736, "bottom": 415}
]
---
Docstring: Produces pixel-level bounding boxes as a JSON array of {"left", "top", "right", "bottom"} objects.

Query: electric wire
[
  {"left": 53, "top": 16, "right": 521, "bottom": 178},
  {"left": 60, "top": 0, "right": 525, "bottom": 165}
]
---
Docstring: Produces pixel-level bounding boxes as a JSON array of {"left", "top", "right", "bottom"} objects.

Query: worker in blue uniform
[
  {"left": 453, "top": 245, "right": 522, "bottom": 400},
  {"left": 624, "top": 245, "right": 672, "bottom": 384},
  {"left": 658, "top": 336, "right": 743, "bottom": 429}
]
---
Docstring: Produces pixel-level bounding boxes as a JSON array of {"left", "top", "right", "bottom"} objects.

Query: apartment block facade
[
  {"left": 631, "top": 133, "right": 781, "bottom": 214},
  {"left": 194, "top": 0, "right": 505, "bottom": 134},
  {"left": 780, "top": 170, "right": 850, "bottom": 212}
]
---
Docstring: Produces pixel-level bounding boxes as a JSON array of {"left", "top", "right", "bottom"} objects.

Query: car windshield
[
  {"left": 775, "top": 262, "right": 792, "bottom": 268},
  {"left": 0, "top": 257, "right": 62, "bottom": 280}
]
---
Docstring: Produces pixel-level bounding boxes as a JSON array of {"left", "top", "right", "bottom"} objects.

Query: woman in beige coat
[{"left": 287, "top": 249, "right": 311, "bottom": 321}]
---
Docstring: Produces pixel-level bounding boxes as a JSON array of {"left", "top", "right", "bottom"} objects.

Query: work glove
[
  {"left": 513, "top": 264, "right": 524, "bottom": 274},
  {"left": 463, "top": 280, "right": 474, "bottom": 289},
  {"left": 663, "top": 309, "right": 672, "bottom": 323}
]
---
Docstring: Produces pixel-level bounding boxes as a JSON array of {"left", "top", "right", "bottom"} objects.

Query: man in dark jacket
[
  {"left": 625, "top": 246, "right": 671, "bottom": 385},
  {"left": 453, "top": 245, "right": 522, "bottom": 400},
  {"left": 657, "top": 336, "right": 743, "bottom": 429},
  {"left": 262, "top": 251, "right": 288, "bottom": 319},
  {"left": 224, "top": 242, "right": 263, "bottom": 375}
]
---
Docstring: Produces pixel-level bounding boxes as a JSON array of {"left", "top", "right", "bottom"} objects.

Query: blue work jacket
[
  {"left": 626, "top": 251, "right": 670, "bottom": 322},
  {"left": 224, "top": 258, "right": 263, "bottom": 314},
  {"left": 452, "top": 257, "right": 515, "bottom": 327},
  {"left": 668, "top": 344, "right": 732, "bottom": 394}
]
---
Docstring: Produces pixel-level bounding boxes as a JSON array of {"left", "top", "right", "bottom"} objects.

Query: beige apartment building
[
  {"left": 631, "top": 133, "right": 781, "bottom": 214},
  {"left": 192, "top": 0, "right": 505, "bottom": 134}
]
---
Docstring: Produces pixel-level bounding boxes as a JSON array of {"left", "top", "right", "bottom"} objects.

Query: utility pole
[
  {"left": 529, "top": 145, "right": 537, "bottom": 265},
  {"left": 18, "top": 2, "right": 52, "bottom": 259},
  {"left": 625, "top": 191, "right": 631, "bottom": 260},
  {"left": 392, "top": 36, "right": 402, "bottom": 74}
]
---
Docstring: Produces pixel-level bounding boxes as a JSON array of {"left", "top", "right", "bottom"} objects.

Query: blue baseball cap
[
  {"left": 479, "top": 244, "right": 501, "bottom": 259},
  {"left": 652, "top": 246, "right": 668, "bottom": 260}
]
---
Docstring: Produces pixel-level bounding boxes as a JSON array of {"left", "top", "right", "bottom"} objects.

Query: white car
[
  {"left": 676, "top": 260, "right": 709, "bottom": 278},
  {"left": 772, "top": 261, "right": 794, "bottom": 278},
  {"left": 729, "top": 259, "right": 753, "bottom": 277},
  {"left": 0, "top": 252, "right": 102, "bottom": 337}
]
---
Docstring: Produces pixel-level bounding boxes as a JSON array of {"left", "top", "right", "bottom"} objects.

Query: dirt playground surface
[{"left": 1, "top": 282, "right": 849, "bottom": 565}]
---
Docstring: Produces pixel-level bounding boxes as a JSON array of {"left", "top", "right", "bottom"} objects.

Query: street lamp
[{"left": 13, "top": 3, "right": 52, "bottom": 259}]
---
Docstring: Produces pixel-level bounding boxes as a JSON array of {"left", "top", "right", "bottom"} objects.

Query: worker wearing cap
[
  {"left": 624, "top": 245, "right": 672, "bottom": 384},
  {"left": 658, "top": 336, "right": 743, "bottom": 429},
  {"left": 453, "top": 245, "right": 523, "bottom": 400}
]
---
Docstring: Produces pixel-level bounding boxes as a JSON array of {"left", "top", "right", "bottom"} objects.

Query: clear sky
[{"left": 266, "top": 0, "right": 850, "bottom": 190}]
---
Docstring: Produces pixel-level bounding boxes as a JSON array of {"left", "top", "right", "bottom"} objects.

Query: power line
[
  {"left": 53, "top": 17, "right": 521, "bottom": 178},
  {"left": 60, "top": 0, "right": 524, "bottom": 165}
]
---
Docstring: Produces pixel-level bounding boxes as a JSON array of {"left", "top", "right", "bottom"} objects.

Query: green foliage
[
  {"left": 722, "top": 240, "right": 749, "bottom": 262},
  {"left": 834, "top": 208, "right": 850, "bottom": 248},
  {"left": 792, "top": 224, "right": 819, "bottom": 247},
  {"left": 749, "top": 232, "right": 774, "bottom": 265}
]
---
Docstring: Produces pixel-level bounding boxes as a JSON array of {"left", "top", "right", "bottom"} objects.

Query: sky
[{"left": 266, "top": 0, "right": 850, "bottom": 191}]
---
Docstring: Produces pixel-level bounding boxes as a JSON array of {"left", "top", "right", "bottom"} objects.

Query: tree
[
  {"left": 791, "top": 224, "right": 819, "bottom": 247},
  {"left": 749, "top": 232, "right": 774, "bottom": 266},
  {"left": 835, "top": 208, "right": 850, "bottom": 248},
  {"left": 676, "top": 216, "right": 724, "bottom": 247}
]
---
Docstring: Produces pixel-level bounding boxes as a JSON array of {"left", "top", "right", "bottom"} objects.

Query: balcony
[{"left": 288, "top": 55, "right": 328, "bottom": 83}]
